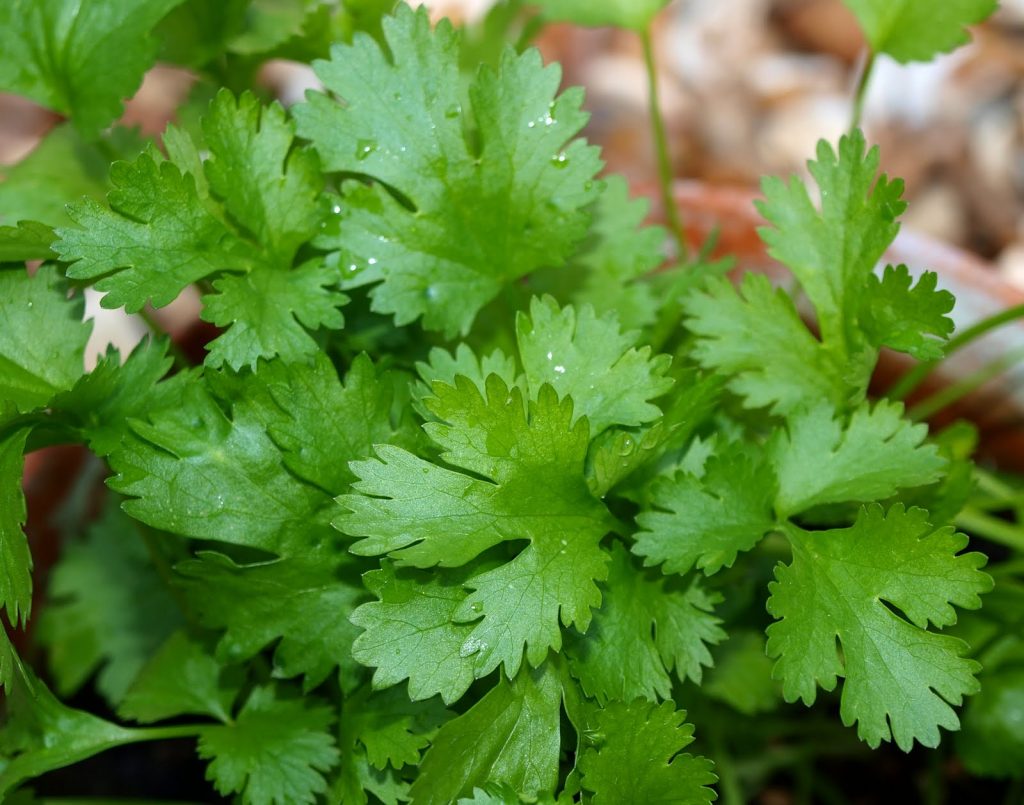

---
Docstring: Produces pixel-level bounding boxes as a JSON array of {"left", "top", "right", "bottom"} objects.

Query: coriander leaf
[
  {"left": 533, "top": 0, "right": 672, "bottom": 31},
  {"left": 0, "top": 633, "right": 151, "bottom": 798},
  {"left": 567, "top": 543, "right": 725, "bottom": 703},
  {"left": 634, "top": 445, "right": 777, "bottom": 576},
  {"left": 756, "top": 130, "right": 905, "bottom": 356},
  {"left": 342, "top": 685, "right": 447, "bottom": 772},
  {"left": 0, "top": 428, "right": 31, "bottom": 627},
  {"left": 0, "top": 265, "right": 90, "bottom": 413},
  {"left": 958, "top": 667, "right": 1024, "bottom": 777},
  {"left": 202, "top": 259, "right": 346, "bottom": 371},
  {"left": 118, "top": 630, "right": 244, "bottom": 724},
  {"left": 577, "top": 699, "right": 717, "bottom": 805},
  {"left": 704, "top": 630, "right": 781, "bottom": 716},
  {"left": 766, "top": 504, "right": 992, "bottom": 750},
  {"left": 340, "top": 377, "right": 614, "bottom": 678},
  {"left": 0, "top": 221, "right": 56, "bottom": 263},
  {"left": 198, "top": 685, "right": 339, "bottom": 805},
  {"left": 0, "top": 124, "right": 144, "bottom": 229},
  {"left": 414, "top": 344, "right": 519, "bottom": 416},
  {"left": 516, "top": 295, "right": 673, "bottom": 435},
  {"left": 49, "top": 337, "right": 184, "bottom": 456},
  {"left": 683, "top": 273, "right": 846, "bottom": 414},
  {"left": 109, "top": 382, "right": 332, "bottom": 554},
  {"left": 263, "top": 352, "right": 416, "bottom": 495},
  {"left": 859, "top": 265, "right": 955, "bottom": 361},
  {"left": 0, "top": 0, "right": 186, "bottom": 136},
  {"left": 176, "top": 549, "right": 364, "bottom": 690},
  {"left": 771, "top": 400, "right": 946, "bottom": 518},
  {"left": 295, "top": 5, "right": 602, "bottom": 336},
  {"left": 55, "top": 148, "right": 248, "bottom": 311},
  {"left": 410, "top": 666, "right": 562, "bottom": 804},
  {"left": 842, "top": 0, "right": 997, "bottom": 63},
  {"left": 349, "top": 563, "right": 477, "bottom": 706},
  {"left": 36, "top": 502, "right": 183, "bottom": 705},
  {"left": 559, "top": 175, "right": 667, "bottom": 331}
]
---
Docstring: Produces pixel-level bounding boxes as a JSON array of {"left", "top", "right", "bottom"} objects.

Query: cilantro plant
[{"left": 1, "top": 0, "right": 1022, "bottom": 802}]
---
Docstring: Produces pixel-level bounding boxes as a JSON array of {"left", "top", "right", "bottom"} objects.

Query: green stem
[
  {"left": 707, "top": 725, "right": 744, "bottom": 805},
  {"left": 850, "top": 49, "right": 875, "bottom": 132},
  {"left": 906, "top": 346, "right": 1024, "bottom": 421},
  {"left": 925, "top": 748, "right": 944, "bottom": 805},
  {"left": 889, "top": 302, "right": 1024, "bottom": 401},
  {"left": 135, "top": 306, "right": 190, "bottom": 369},
  {"left": 640, "top": 26, "right": 687, "bottom": 262},
  {"left": 955, "top": 506, "right": 1024, "bottom": 552}
]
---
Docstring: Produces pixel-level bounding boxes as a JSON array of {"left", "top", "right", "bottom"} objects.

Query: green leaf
[
  {"left": 263, "top": 352, "right": 416, "bottom": 495},
  {"left": 957, "top": 667, "right": 1024, "bottom": 778},
  {"left": 0, "top": 124, "right": 145, "bottom": 229},
  {"left": 340, "top": 377, "right": 614, "bottom": 678},
  {"left": 49, "top": 337, "right": 184, "bottom": 456},
  {"left": 414, "top": 343, "right": 519, "bottom": 415},
  {"left": 349, "top": 563, "right": 477, "bottom": 706},
  {"left": 704, "top": 630, "right": 781, "bottom": 716},
  {"left": 118, "top": 630, "right": 244, "bottom": 724},
  {"left": 771, "top": 400, "right": 946, "bottom": 518},
  {"left": 410, "top": 666, "right": 562, "bottom": 804},
  {"left": 533, "top": 0, "right": 671, "bottom": 31},
  {"left": 516, "top": 295, "right": 673, "bottom": 436},
  {"left": 683, "top": 273, "right": 847, "bottom": 414},
  {"left": 566, "top": 543, "right": 725, "bottom": 703},
  {"left": 842, "top": 0, "right": 997, "bottom": 63},
  {"left": 634, "top": 445, "right": 777, "bottom": 576},
  {"left": 36, "top": 502, "right": 183, "bottom": 705},
  {"left": 577, "top": 699, "right": 717, "bottom": 804},
  {"left": 0, "top": 222, "right": 56, "bottom": 263},
  {"left": 198, "top": 685, "right": 339, "bottom": 805},
  {"left": 0, "top": 265, "right": 89, "bottom": 413},
  {"left": 0, "top": 0, "right": 187, "bottom": 136},
  {"left": 756, "top": 130, "right": 906, "bottom": 356},
  {"left": 177, "top": 549, "right": 364, "bottom": 690},
  {"left": 341, "top": 685, "right": 447, "bottom": 772},
  {"left": 766, "top": 504, "right": 992, "bottom": 750},
  {"left": 109, "top": 382, "right": 332, "bottom": 554},
  {"left": 295, "top": 5, "right": 602, "bottom": 336},
  {"left": 0, "top": 428, "right": 31, "bottom": 627},
  {"left": 859, "top": 265, "right": 955, "bottom": 361}
]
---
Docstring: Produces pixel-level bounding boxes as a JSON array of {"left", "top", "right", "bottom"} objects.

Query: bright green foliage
[
  {"left": 340, "top": 686, "right": 447, "bottom": 772},
  {"left": 0, "top": 221, "right": 57, "bottom": 262},
  {"left": 577, "top": 700, "right": 717, "bottom": 804},
  {"left": 859, "top": 265, "right": 955, "bottom": 361},
  {"left": 0, "top": 428, "right": 31, "bottom": 626},
  {"left": 198, "top": 685, "right": 339, "bottom": 805},
  {"left": 534, "top": 0, "right": 672, "bottom": 31},
  {"left": 414, "top": 344, "right": 519, "bottom": 412},
  {"left": 50, "top": 338, "right": 184, "bottom": 456},
  {"left": 843, "top": 0, "right": 998, "bottom": 63},
  {"left": 410, "top": 667, "right": 562, "bottom": 804},
  {"left": 0, "top": 265, "right": 89, "bottom": 413},
  {"left": 683, "top": 273, "right": 847, "bottom": 414},
  {"left": 340, "top": 377, "right": 614, "bottom": 678},
  {"left": 263, "top": 352, "right": 417, "bottom": 494},
  {"left": 109, "top": 383, "right": 332, "bottom": 554},
  {"left": 0, "top": 0, "right": 186, "bottom": 136},
  {"left": 0, "top": 125, "right": 144, "bottom": 229},
  {"left": 634, "top": 446, "right": 777, "bottom": 575},
  {"left": 296, "top": 5, "right": 602, "bottom": 336},
  {"left": 36, "top": 503, "right": 182, "bottom": 704},
  {"left": 516, "top": 296, "right": 672, "bottom": 435},
  {"left": 118, "top": 630, "right": 244, "bottom": 724},
  {"left": 176, "top": 549, "right": 364, "bottom": 689},
  {"left": 567, "top": 544, "right": 725, "bottom": 703},
  {"left": 56, "top": 90, "right": 344, "bottom": 369},
  {"left": 767, "top": 505, "right": 992, "bottom": 750},
  {"left": 757, "top": 131, "right": 906, "bottom": 357},
  {"left": 350, "top": 564, "right": 477, "bottom": 706},
  {"left": 771, "top": 400, "right": 946, "bottom": 517}
]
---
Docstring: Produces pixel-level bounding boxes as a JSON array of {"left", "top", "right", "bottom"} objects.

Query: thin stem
[
  {"left": 850, "top": 49, "right": 875, "bottom": 132},
  {"left": 955, "top": 507, "right": 1024, "bottom": 552},
  {"left": 640, "top": 26, "right": 687, "bottom": 262},
  {"left": 708, "top": 724, "right": 744, "bottom": 805},
  {"left": 889, "top": 302, "right": 1024, "bottom": 401},
  {"left": 906, "top": 346, "right": 1024, "bottom": 421},
  {"left": 136, "top": 306, "right": 190, "bottom": 369}
]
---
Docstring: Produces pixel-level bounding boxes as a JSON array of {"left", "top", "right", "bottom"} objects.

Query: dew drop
[
  {"left": 470, "top": 601, "right": 483, "bottom": 613},
  {"left": 331, "top": 204, "right": 342, "bottom": 214},
  {"left": 551, "top": 152, "right": 569, "bottom": 169},
  {"left": 367, "top": 257, "right": 377, "bottom": 266},
  {"left": 553, "top": 365, "right": 566, "bottom": 375},
  {"left": 445, "top": 103, "right": 462, "bottom": 119},
  {"left": 355, "top": 139, "right": 377, "bottom": 161},
  {"left": 425, "top": 285, "right": 439, "bottom": 300},
  {"left": 546, "top": 351, "right": 554, "bottom": 361}
]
